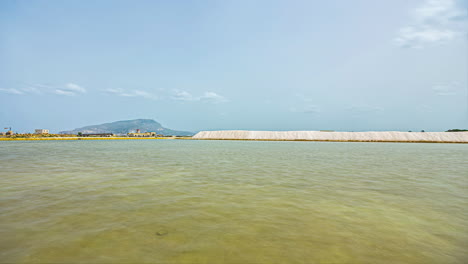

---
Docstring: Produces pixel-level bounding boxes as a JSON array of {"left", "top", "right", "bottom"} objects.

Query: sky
[{"left": 1, "top": 0, "right": 467, "bottom": 133}]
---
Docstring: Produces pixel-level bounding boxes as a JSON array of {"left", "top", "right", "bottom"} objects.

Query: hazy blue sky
[{"left": 1, "top": 0, "right": 467, "bottom": 133}]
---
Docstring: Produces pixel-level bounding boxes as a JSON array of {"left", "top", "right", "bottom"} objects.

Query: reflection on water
[{"left": 0, "top": 140, "right": 467, "bottom": 263}]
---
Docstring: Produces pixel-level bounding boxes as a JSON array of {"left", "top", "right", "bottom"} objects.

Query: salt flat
[{"left": 193, "top": 131, "right": 468, "bottom": 143}]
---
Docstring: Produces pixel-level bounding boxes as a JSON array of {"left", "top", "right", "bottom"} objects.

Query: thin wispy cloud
[
  {"left": 54, "top": 89, "right": 76, "bottom": 96},
  {"left": 395, "top": 0, "right": 467, "bottom": 48},
  {"left": 290, "top": 97, "right": 321, "bottom": 114},
  {"left": 67, "top": 83, "right": 86, "bottom": 93},
  {"left": 0, "top": 82, "right": 88, "bottom": 96},
  {"left": 105, "top": 88, "right": 158, "bottom": 100},
  {"left": 171, "top": 90, "right": 228, "bottom": 104},
  {"left": 171, "top": 90, "right": 194, "bottom": 101},
  {"left": 21, "top": 86, "right": 42, "bottom": 94},
  {"left": 199, "top": 92, "right": 228, "bottom": 103},
  {"left": 0, "top": 82, "right": 50, "bottom": 95},
  {"left": 290, "top": 105, "right": 321, "bottom": 114},
  {"left": 29, "top": 83, "right": 53, "bottom": 89},
  {"left": 22, "top": 83, "right": 54, "bottom": 94},
  {"left": 54, "top": 83, "right": 86, "bottom": 96},
  {"left": 0, "top": 88, "right": 25, "bottom": 95},
  {"left": 432, "top": 82, "right": 461, "bottom": 96},
  {"left": 417, "top": 104, "right": 434, "bottom": 113},
  {"left": 347, "top": 105, "right": 384, "bottom": 114}
]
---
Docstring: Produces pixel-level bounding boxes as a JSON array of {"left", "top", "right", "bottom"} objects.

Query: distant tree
[
  {"left": 446, "top": 129, "right": 468, "bottom": 132},
  {"left": 77, "top": 132, "right": 82, "bottom": 136},
  {"left": 421, "top": 130, "right": 425, "bottom": 132}
]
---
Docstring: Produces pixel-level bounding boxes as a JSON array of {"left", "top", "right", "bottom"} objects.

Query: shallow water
[{"left": 0, "top": 140, "right": 467, "bottom": 263}]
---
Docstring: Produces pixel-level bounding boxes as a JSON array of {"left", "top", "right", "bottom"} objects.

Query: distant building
[
  {"left": 128, "top": 132, "right": 156, "bottom": 137},
  {"left": 5, "top": 130, "right": 14, "bottom": 136},
  {"left": 35, "top": 129, "right": 49, "bottom": 134},
  {"left": 82, "top": 133, "right": 115, "bottom": 137}
]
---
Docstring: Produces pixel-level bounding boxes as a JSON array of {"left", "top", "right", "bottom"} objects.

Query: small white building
[{"left": 35, "top": 129, "right": 49, "bottom": 134}]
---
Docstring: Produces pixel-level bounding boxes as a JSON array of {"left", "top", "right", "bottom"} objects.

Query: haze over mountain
[{"left": 60, "top": 119, "right": 194, "bottom": 136}]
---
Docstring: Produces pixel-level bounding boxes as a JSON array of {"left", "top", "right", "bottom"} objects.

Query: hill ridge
[{"left": 60, "top": 119, "right": 193, "bottom": 136}]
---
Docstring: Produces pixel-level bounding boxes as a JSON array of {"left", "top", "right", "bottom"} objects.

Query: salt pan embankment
[{"left": 193, "top": 131, "right": 468, "bottom": 143}]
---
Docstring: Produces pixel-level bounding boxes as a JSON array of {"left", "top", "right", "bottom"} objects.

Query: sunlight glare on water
[{"left": 0, "top": 140, "right": 467, "bottom": 263}]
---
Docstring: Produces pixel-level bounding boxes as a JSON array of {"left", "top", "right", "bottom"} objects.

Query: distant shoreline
[
  {"left": 0, "top": 137, "right": 192, "bottom": 141},
  {"left": 1, "top": 136, "right": 467, "bottom": 143}
]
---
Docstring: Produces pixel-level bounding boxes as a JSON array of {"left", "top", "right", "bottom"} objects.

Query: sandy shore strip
[{"left": 193, "top": 131, "right": 468, "bottom": 143}]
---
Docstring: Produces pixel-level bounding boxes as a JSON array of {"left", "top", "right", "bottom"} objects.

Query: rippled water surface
[{"left": 1, "top": 140, "right": 467, "bottom": 263}]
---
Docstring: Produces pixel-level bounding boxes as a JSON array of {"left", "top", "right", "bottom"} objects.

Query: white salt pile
[{"left": 193, "top": 131, "right": 468, "bottom": 143}]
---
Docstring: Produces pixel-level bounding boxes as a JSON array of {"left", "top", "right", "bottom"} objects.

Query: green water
[{"left": 0, "top": 140, "right": 467, "bottom": 263}]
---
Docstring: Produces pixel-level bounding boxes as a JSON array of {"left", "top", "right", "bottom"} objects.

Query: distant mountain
[{"left": 60, "top": 119, "right": 194, "bottom": 136}]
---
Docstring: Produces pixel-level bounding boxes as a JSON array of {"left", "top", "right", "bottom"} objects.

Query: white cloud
[
  {"left": 171, "top": 90, "right": 228, "bottom": 103},
  {"left": 0, "top": 88, "right": 25, "bottom": 95},
  {"left": 414, "top": 0, "right": 466, "bottom": 23},
  {"left": 105, "top": 88, "right": 158, "bottom": 99},
  {"left": 54, "top": 83, "right": 86, "bottom": 96},
  {"left": 395, "top": 0, "right": 467, "bottom": 48}
]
